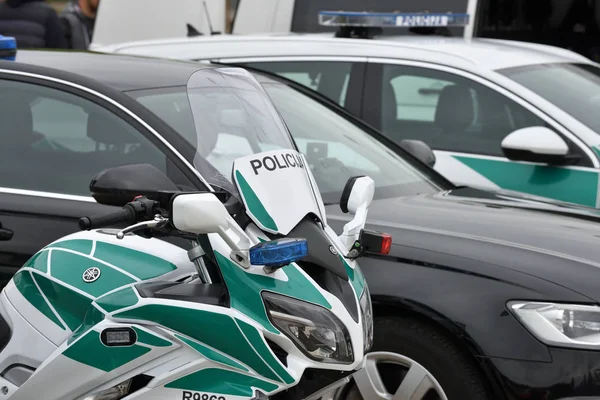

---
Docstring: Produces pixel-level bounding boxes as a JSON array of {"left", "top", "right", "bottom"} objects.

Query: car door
[
  {"left": 219, "top": 57, "right": 367, "bottom": 117},
  {"left": 361, "top": 59, "right": 600, "bottom": 208},
  {"left": 0, "top": 74, "right": 199, "bottom": 288}
]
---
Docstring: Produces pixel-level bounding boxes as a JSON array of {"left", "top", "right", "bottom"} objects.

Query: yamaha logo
[
  {"left": 82, "top": 267, "right": 101, "bottom": 283},
  {"left": 329, "top": 245, "right": 338, "bottom": 255}
]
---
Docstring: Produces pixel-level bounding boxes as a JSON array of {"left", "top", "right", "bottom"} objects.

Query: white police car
[{"left": 95, "top": 10, "right": 600, "bottom": 208}]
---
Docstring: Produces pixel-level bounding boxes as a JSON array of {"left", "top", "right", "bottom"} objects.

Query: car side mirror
[
  {"left": 501, "top": 127, "right": 577, "bottom": 165},
  {"left": 338, "top": 176, "right": 375, "bottom": 252},
  {"left": 398, "top": 139, "right": 436, "bottom": 167},
  {"left": 90, "top": 163, "right": 181, "bottom": 207}
]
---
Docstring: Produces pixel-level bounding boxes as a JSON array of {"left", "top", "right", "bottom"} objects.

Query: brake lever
[{"left": 116, "top": 215, "right": 169, "bottom": 240}]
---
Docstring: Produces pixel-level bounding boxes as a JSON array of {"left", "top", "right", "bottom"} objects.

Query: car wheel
[{"left": 341, "top": 316, "right": 491, "bottom": 400}]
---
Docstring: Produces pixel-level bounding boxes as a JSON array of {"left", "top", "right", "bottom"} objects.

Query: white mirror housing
[
  {"left": 171, "top": 192, "right": 229, "bottom": 234},
  {"left": 171, "top": 192, "right": 251, "bottom": 266},
  {"left": 339, "top": 176, "right": 375, "bottom": 252},
  {"left": 501, "top": 126, "right": 569, "bottom": 163}
]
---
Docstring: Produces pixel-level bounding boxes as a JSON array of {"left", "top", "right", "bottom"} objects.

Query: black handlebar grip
[{"left": 78, "top": 207, "right": 136, "bottom": 231}]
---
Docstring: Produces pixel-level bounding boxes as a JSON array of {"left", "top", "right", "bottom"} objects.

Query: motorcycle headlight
[
  {"left": 262, "top": 291, "right": 354, "bottom": 364},
  {"left": 509, "top": 301, "right": 600, "bottom": 349},
  {"left": 360, "top": 285, "right": 374, "bottom": 353}
]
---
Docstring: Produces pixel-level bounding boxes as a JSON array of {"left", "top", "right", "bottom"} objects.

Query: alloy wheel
[{"left": 337, "top": 351, "right": 449, "bottom": 400}]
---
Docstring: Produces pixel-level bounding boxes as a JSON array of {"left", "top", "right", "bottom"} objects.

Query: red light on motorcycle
[
  {"left": 380, "top": 233, "right": 392, "bottom": 255},
  {"left": 359, "top": 230, "right": 392, "bottom": 255}
]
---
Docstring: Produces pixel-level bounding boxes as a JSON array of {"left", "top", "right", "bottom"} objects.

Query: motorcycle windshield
[
  {"left": 186, "top": 68, "right": 326, "bottom": 234},
  {"left": 186, "top": 67, "right": 293, "bottom": 193}
]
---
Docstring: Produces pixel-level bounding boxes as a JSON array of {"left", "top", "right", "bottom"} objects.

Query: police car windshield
[
  {"left": 128, "top": 76, "right": 446, "bottom": 204},
  {"left": 499, "top": 63, "right": 600, "bottom": 135}
]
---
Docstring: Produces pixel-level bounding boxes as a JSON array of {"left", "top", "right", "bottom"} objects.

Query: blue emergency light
[
  {"left": 318, "top": 11, "right": 470, "bottom": 28},
  {"left": 0, "top": 35, "right": 16, "bottom": 61},
  {"left": 249, "top": 238, "right": 308, "bottom": 269}
]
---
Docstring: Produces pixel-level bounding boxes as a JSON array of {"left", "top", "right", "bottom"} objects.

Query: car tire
[{"left": 343, "top": 316, "right": 492, "bottom": 400}]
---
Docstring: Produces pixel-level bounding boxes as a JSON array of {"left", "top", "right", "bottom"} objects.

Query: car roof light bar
[{"left": 318, "top": 11, "right": 470, "bottom": 28}]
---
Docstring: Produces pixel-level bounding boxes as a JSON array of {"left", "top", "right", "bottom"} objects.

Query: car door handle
[{"left": 0, "top": 225, "right": 13, "bottom": 241}]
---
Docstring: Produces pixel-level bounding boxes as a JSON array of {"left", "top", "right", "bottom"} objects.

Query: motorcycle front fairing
[{"left": 184, "top": 68, "right": 371, "bottom": 393}]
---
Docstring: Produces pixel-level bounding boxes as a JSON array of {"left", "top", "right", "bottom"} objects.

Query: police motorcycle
[{"left": 0, "top": 68, "right": 387, "bottom": 400}]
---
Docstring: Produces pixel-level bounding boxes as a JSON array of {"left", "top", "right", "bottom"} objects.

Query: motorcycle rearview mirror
[
  {"left": 340, "top": 176, "right": 375, "bottom": 215},
  {"left": 249, "top": 238, "right": 308, "bottom": 273},
  {"left": 338, "top": 176, "right": 375, "bottom": 253},
  {"left": 170, "top": 192, "right": 252, "bottom": 266},
  {"left": 90, "top": 163, "right": 181, "bottom": 207}
]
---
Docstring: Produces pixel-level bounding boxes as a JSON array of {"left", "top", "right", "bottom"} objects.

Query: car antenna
[{"left": 202, "top": 0, "right": 222, "bottom": 36}]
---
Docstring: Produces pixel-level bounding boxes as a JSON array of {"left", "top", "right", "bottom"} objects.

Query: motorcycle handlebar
[
  {"left": 78, "top": 206, "right": 136, "bottom": 230},
  {"left": 78, "top": 196, "right": 160, "bottom": 231}
]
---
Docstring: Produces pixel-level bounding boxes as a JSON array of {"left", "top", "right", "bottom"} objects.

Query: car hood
[{"left": 325, "top": 187, "right": 600, "bottom": 302}]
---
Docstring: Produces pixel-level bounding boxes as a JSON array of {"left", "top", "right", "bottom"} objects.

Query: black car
[{"left": 2, "top": 50, "right": 600, "bottom": 400}]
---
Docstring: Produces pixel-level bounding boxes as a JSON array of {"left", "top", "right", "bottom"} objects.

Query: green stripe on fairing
[
  {"left": 68, "top": 305, "right": 105, "bottom": 345},
  {"left": 44, "top": 239, "right": 177, "bottom": 282},
  {"left": 24, "top": 250, "right": 49, "bottom": 273},
  {"left": 213, "top": 252, "right": 331, "bottom": 335},
  {"left": 63, "top": 330, "right": 150, "bottom": 372},
  {"left": 176, "top": 334, "right": 249, "bottom": 372},
  {"left": 93, "top": 242, "right": 177, "bottom": 280},
  {"left": 34, "top": 272, "right": 93, "bottom": 331},
  {"left": 96, "top": 287, "right": 139, "bottom": 313},
  {"left": 113, "top": 305, "right": 288, "bottom": 383},
  {"left": 339, "top": 256, "right": 365, "bottom": 299},
  {"left": 236, "top": 319, "right": 294, "bottom": 384},
  {"left": 235, "top": 170, "right": 278, "bottom": 231},
  {"left": 165, "top": 368, "right": 278, "bottom": 396},
  {"left": 453, "top": 155, "right": 599, "bottom": 207},
  {"left": 47, "top": 239, "right": 93, "bottom": 255},
  {"left": 50, "top": 250, "right": 136, "bottom": 298},
  {"left": 13, "top": 270, "right": 65, "bottom": 330},
  {"left": 133, "top": 327, "right": 172, "bottom": 347}
]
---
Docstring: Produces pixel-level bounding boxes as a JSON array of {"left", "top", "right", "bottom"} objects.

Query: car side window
[
  {"left": 240, "top": 61, "right": 354, "bottom": 106},
  {"left": 379, "top": 64, "right": 549, "bottom": 157},
  {"left": 0, "top": 79, "right": 191, "bottom": 196}
]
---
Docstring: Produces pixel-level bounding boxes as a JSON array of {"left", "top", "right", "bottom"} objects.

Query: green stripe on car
[{"left": 453, "top": 155, "right": 598, "bottom": 207}]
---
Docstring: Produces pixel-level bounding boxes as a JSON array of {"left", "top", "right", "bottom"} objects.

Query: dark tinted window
[
  {"left": 477, "top": 0, "right": 600, "bottom": 60},
  {"left": 290, "top": 0, "right": 468, "bottom": 36},
  {"left": 0, "top": 80, "right": 192, "bottom": 196},
  {"left": 378, "top": 64, "right": 548, "bottom": 156},
  {"left": 241, "top": 61, "right": 354, "bottom": 106}
]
